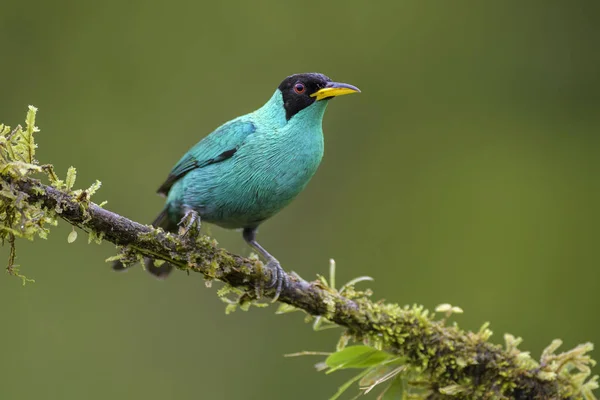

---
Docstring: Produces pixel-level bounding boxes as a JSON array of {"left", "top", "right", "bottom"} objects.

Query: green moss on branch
[{"left": 0, "top": 107, "right": 597, "bottom": 399}]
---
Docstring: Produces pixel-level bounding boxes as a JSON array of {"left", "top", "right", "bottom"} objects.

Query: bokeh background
[{"left": 1, "top": 1, "right": 599, "bottom": 399}]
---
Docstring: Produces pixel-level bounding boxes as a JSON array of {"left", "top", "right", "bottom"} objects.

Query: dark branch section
[
  {"left": 8, "top": 176, "right": 594, "bottom": 399},
  {"left": 16, "top": 178, "right": 361, "bottom": 323}
]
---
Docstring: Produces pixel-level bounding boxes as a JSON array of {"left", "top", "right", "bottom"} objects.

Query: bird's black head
[{"left": 278, "top": 73, "right": 360, "bottom": 120}]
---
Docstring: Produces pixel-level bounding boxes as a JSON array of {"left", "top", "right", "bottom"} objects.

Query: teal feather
[{"left": 165, "top": 90, "right": 327, "bottom": 229}]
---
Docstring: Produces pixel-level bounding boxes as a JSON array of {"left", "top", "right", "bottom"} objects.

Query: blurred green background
[{"left": 1, "top": 1, "right": 599, "bottom": 399}]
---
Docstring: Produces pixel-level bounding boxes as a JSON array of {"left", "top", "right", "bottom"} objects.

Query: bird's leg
[
  {"left": 242, "top": 227, "right": 287, "bottom": 302},
  {"left": 178, "top": 207, "right": 201, "bottom": 238}
]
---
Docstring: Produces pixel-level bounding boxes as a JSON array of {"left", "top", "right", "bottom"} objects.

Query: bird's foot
[
  {"left": 264, "top": 258, "right": 287, "bottom": 303},
  {"left": 178, "top": 209, "right": 201, "bottom": 237}
]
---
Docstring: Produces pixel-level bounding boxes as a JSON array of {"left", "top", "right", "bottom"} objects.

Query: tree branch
[
  {"left": 14, "top": 176, "right": 362, "bottom": 322},
  {"left": 0, "top": 108, "right": 596, "bottom": 399},
  {"left": 5, "top": 175, "right": 596, "bottom": 399}
]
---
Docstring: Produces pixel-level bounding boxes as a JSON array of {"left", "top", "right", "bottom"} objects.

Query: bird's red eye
[{"left": 293, "top": 83, "right": 305, "bottom": 94}]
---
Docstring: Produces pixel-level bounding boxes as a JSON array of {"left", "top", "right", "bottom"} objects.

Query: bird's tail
[{"left": 112, "top": 207, "right": 177, "bottom": 278}]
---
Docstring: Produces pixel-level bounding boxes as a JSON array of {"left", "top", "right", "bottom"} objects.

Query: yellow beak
[{"left": 310, "top": 82, "right": 361, "bottom": 101}]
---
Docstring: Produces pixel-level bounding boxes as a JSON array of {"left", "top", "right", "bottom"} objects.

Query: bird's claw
[
  {"left": 264, "top": 259, "right": 287, "bottom": 303},
  {"left": 178, "top": 209, "right": 201, "bottom": 237}
]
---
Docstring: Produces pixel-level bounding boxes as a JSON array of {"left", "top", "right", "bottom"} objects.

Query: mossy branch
[{"left": 0, "top": 107, "right": 597, "bottom": 399}]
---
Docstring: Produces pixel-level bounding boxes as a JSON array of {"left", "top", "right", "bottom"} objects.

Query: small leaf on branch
[
  {"left": 65, "top": 166, "right": 77, "bottom": 191},
  {"left": 325, "top": 345, "right": 392, "bottom": 373}
]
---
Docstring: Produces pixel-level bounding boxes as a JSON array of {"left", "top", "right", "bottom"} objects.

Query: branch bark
[{"left": 5, "top": 176, "right": 595, "bottom": 399}]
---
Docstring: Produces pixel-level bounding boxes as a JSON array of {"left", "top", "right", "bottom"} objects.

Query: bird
[{"left": 113, "top": 72, "right": 360, "bottom": 301}]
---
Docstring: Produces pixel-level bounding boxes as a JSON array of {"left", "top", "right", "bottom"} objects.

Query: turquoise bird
[{"left": 114, "top": 73, "right": 360, "bottom": 300}]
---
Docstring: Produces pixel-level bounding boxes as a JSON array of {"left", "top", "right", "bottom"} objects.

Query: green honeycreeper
[{"left": 113, "top": 73, "right": 360, "bottom": 300}]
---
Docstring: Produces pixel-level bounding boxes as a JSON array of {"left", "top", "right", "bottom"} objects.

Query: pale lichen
[
  {"left": 0, "top": 107, "right": 109, "bottom": 280},
  {"left": 0, "top": 107, "right": 56, "bottom": 282}
]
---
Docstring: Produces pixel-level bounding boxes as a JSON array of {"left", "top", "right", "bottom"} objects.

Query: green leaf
[
  {"left": 65, "top": 166, "right": 77, "bottom": 191},
  {"left": 381, "top": 376, "right": 404, "bottom": 400},
  {"left": 67, "top": 230, "right": 77, "bottom": 243},
  {"left": 0, "top": 124, "right": 10, "bottom": 135},
  {"left": 104, "top": 254, "right": 124, "bottom": 262},
  {"left": 86, "top": 180, "right": 102, "bottom": 197},
  {"left": 328, "top": 369, "right": 370, "bottom": 400},
  {"left": 23, "top": 105, "right": 39, "bottom": 163},
  {"left": 225, "top": 303, "right": 237, "bottom": 314},
  {"left": 326, "top": 345, "right": 392, "bottom": 373},
  {"left": 276, "top": 303, "right": 299, "bottom": 314},
  {"left": 360, "top": 365, "right": 399, "bottom": 388}
]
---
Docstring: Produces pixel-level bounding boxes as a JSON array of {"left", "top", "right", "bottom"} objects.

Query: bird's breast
[
  {"left": 238, "top": 126, "right": 324, "bottom": 198},
  {"left": 211, "top": 126, "right": 323, "bottom": 225}
]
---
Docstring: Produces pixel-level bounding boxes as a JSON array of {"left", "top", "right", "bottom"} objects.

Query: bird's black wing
[{"left": 157, "top": 119, "right": 256, "bottom": 196}]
